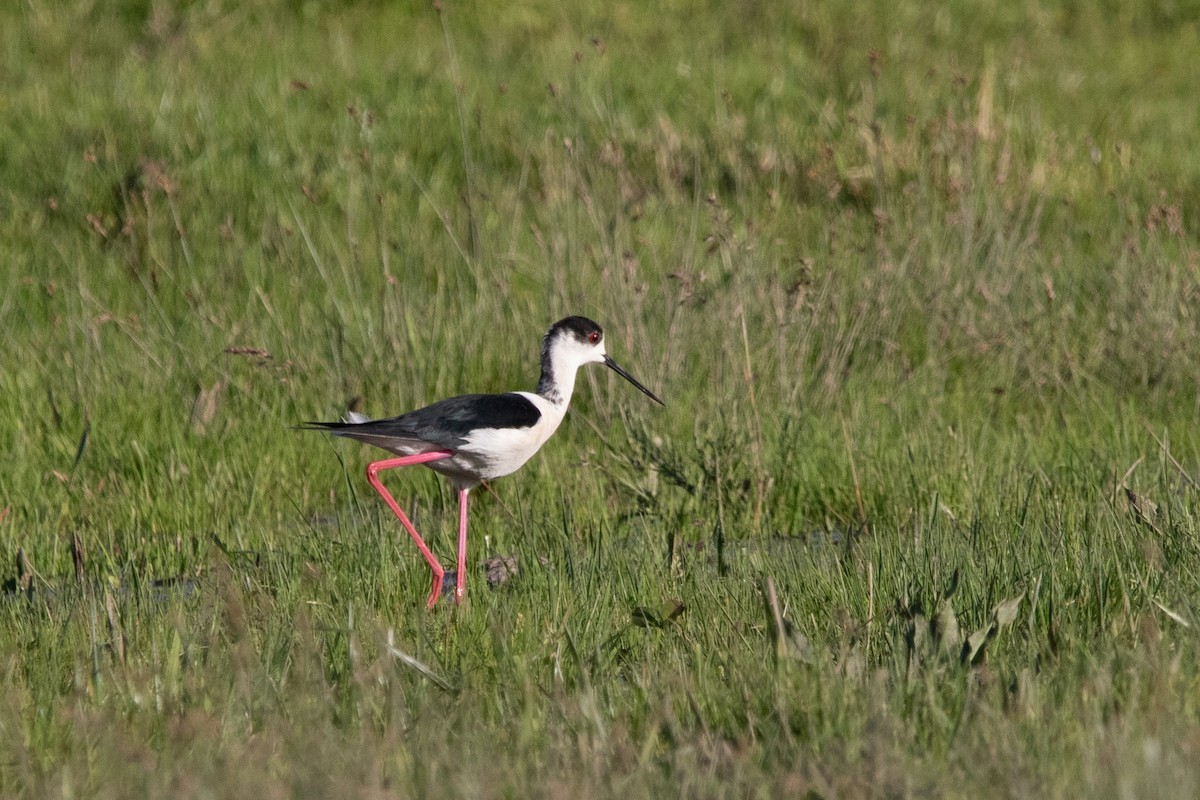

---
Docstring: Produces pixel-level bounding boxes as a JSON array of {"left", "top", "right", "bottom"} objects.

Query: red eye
[{"left": 588, "top": 331, "right": 601, "bottom": 344}]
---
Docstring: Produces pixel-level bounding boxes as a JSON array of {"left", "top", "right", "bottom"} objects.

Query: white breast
[{"left": 427, "top": 392, "right": 566, "bottom": 488}]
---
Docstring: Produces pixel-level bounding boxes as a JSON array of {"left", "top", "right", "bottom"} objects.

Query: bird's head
[{"left": 543, "top": 316, "right": 664, "bottom": 405}]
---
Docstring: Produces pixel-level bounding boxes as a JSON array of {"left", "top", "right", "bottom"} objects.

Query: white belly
[{"left": 427, "top": 392, "right": 565, "bottom": 489}]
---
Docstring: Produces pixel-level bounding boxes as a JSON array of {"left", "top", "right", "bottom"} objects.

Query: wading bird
[{"left": 304, "top": 316, "right": 664, "bottom": 608}]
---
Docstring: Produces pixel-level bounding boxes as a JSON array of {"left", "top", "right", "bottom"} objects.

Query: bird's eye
[{"left": 588, "top": 331, "right": 601, "bottom": 344}]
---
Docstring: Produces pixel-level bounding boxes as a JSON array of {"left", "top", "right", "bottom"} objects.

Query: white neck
[
  {"left": 536, "top": 347, "right": 577, "bottom": 407},
  {"left": 535, "top": 336, "right": 601, "bottom": 408}
]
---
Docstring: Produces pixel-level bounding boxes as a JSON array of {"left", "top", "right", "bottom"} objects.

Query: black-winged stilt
[{"left": 304, "top": 316, "right": 664, "bottom": 608}]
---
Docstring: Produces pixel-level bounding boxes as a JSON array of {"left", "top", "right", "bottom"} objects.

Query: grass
[{"left": 3, "top": 0, "right": 1200, "bottom": 796}]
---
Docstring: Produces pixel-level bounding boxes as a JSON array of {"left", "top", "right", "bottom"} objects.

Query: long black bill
[{"left": 604, "top": 355, "right": 665, "bottom": 406}]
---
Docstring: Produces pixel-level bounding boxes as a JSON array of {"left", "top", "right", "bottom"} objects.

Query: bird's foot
[
  {"left": 424, "top": 567, "right": 447, "bottom": 609},
  {"left": 424, "top": 569, "right": 463, "bottom": 608},
  {"left": 440, "top": 569, "right": 467, "bottom": 605}
]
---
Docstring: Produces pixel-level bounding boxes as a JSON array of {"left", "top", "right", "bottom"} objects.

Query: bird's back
[
  {"left": 321, "top": 391, "right": 559, "bottom": 487},
  {"left": 308, "top": 392, "right": 542, "bottom": 453}
]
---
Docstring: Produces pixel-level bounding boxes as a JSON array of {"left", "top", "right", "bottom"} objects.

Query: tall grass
[{"left": 2, "top": 1, "right": 1199, "bottom": 797}]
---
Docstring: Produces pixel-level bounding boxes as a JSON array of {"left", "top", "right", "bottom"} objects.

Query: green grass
[{"left": 3, "top": 0, "right": 1200, "bottom": 796}]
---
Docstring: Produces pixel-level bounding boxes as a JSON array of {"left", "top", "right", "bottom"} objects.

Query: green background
[{"left": 2, "top": 1, "right": 1199, "bottom": 796}]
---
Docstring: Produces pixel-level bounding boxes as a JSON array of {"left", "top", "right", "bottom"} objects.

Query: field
[{"left": 3, "top": 1, "right": 1200, "bottom": 796}]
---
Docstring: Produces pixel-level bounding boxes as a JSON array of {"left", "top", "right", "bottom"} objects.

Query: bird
[{"left": 303, "top": 316, "right": 664, "bottom": 608}]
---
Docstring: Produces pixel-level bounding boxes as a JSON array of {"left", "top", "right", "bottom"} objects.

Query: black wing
[{"left": 303, "top": 393, "right": 541, "bottom": 450}]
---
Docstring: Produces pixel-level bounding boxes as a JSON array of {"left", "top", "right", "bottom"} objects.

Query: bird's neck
[{"left": 535, "top": 347, "right": 578, "bottom": 408}]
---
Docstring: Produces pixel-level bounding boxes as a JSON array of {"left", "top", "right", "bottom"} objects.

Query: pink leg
[
  {"left": 365, "top": 451, "right": 454, "bottom": 609},
  {"left": 454, "top": 488, "right": 471, "bottom": 603}
]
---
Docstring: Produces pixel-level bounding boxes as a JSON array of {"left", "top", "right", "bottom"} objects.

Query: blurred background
[{"left": 2, "top": 2, "right": 1199, "bottom": 796}]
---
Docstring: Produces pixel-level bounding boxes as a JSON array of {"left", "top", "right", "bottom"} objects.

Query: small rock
[{"left": 481, "top": 555, "right": 518, "bottom": 588}]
